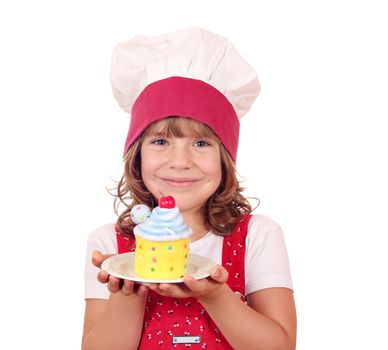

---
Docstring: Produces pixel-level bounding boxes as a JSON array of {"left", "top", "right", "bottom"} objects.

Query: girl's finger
[
  {"left": 149, "top": 283, "right": 181, "bottom": 297},
  {"left": 147, "top": 283, "right": 157, "bottom": 290},
  {"left": 210, "top": 266, "right": 228, "bottom": 283},
  {"left": 136, "top": 284, "right": 149, "bottom": 296},
  {"left": 97, "top": 270, "right": 109, "bottom": 284},
  {"left": 92, "top": 251, "right": 114, "bottom": 268},
  {"left": 148, "top": 283, "right": 165, "bottom": 295},
  {"left": 107, "top": 276, "right": 121, "bottom": 293},
  {"left": 183, "top": 276, "right": 202, "bottom": 292},
  {"left": 92, "top": 251, "right": 104, "bottom": 267},
  {"left": 158, "top": 283, "right": 173, "bottom": 293},
  {"left": 121, "top": 279, "right": 134, "bottom": 296}
]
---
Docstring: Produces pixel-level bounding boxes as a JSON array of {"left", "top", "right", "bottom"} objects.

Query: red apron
[{"left": 116, "top": 215, "right": 251, "bottom": 349}]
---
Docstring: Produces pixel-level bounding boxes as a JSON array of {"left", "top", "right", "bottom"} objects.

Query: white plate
[{"left": 101, "top": 252, "right": 217, "bottom": 284}]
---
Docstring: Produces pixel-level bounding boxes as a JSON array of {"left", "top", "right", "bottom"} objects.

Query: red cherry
[{"left": 159, "top": 195, "right": 176, "bottom": 208}]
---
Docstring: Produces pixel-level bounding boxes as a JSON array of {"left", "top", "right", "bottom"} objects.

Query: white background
[{"left": 1, "top": 0, "right": 387, "bottom": 349}]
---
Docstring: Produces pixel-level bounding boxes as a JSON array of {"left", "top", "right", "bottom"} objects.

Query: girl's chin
[
  {"left": 164, "top": 195, "right": 201, "bottom": 213},
  {"left": 149, "top": 188, "right": 208, "bottom": 212}
]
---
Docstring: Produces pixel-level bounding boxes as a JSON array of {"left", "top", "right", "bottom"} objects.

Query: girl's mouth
[{"left": 160, "top": 177, "right": 201, "bottom": 188}]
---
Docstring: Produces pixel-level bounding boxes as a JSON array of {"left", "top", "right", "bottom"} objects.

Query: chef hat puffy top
[
  {"left": 111, "top": 27, "right": 260, "bottom": 119},
  {"left": 110, "top": 27, "right": 261, "bottom": 160}
]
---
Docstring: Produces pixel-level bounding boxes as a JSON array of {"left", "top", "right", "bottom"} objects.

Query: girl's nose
[{"left": 168, "top": 143, "right": 193, "bottom": 169}]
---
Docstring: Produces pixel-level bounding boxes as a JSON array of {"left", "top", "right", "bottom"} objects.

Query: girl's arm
[
  {"left": 199, "top": 286, "right": 296, "bottom": 350},
  {"left": 82, "top": 292, "right": 147, "bottom": 350},
  {"left": 82, "top": 252, "right": 148, "bottom": 350}
]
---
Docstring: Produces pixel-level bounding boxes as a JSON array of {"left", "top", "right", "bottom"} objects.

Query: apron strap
[{"left": 222, "top": 214, "right": 251, "bottom": 298}]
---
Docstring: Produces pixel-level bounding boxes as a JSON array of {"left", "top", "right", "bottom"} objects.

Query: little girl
[{"left": 83, "top": 27, "right": 296, "bottom": 350}]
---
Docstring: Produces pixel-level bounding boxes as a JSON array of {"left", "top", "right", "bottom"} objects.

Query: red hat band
[{"left": 124, "top": 76, "right": 239, "bottom": 161}]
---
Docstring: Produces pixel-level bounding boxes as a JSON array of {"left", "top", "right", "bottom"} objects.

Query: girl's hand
[
  {"left": 148, "top": 265, "right": 228, "bottom": 301},
  {"left": 92, "top": 250, "right": 148, "bottom": 296}
]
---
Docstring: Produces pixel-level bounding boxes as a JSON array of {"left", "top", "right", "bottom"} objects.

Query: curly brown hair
[{"left": 110, "top": 117, "right": 257, "bottom": 237}]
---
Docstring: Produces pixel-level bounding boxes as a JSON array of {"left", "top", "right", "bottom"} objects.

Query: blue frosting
[{"left": 134, "top": 206, "right": 192, "bottom": 242}]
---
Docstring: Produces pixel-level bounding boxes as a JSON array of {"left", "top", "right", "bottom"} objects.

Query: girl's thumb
[
  {"left": 92, "top": 250, "right": 114, "bottom": 268},
  {"left": 212, "top": 266, "right": 228, "bottom": 283}
]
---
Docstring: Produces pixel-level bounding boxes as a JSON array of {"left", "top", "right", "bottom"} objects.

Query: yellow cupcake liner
[{"left": 134, "top": 236, "right": 190, "bottom": 279}]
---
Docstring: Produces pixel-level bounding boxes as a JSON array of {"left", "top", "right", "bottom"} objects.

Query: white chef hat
[{"left": 110, "top": 27, "right": 260, "bottom": 160}]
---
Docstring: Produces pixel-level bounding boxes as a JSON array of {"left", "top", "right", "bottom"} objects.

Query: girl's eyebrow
[
  {"left": 145, "top": 130, "right": 167, "bottom": 137},
  {"left": 145, "top": 129, "right": 219, "bottom": 141}
]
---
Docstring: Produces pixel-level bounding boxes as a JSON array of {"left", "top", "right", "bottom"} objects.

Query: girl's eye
[
  {"left": 194, "top": 140, "right": 211, "bottom": 147},
  {"left": 151, "top": 138, "right": 168, "bottom": 146}
]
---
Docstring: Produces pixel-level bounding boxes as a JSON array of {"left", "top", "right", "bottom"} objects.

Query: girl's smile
[{"left": 159, "top": 176, "right": 202, "bottom": 188}]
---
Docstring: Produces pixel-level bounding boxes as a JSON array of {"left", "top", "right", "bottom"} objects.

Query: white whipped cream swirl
[{"left": 134, "top": 206, "right": 192, "bottom": 242}]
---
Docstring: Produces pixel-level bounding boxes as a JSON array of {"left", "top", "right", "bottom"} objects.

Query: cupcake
[{"left": 130, "top": 196, "right": 192, "bottom": 279}]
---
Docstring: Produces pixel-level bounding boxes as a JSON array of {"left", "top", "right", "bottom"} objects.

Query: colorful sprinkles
[{"left": 134, "top": 236, "right": 190, "bottom": 279}]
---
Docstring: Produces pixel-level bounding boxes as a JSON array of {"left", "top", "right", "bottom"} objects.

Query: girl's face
[{"left": 140, "top": 119, "right": 222, "bottom": 214}]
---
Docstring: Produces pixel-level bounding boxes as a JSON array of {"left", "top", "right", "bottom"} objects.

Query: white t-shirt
[{"left": 84, "top": 214, "right": 293, "bottom": 299}]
